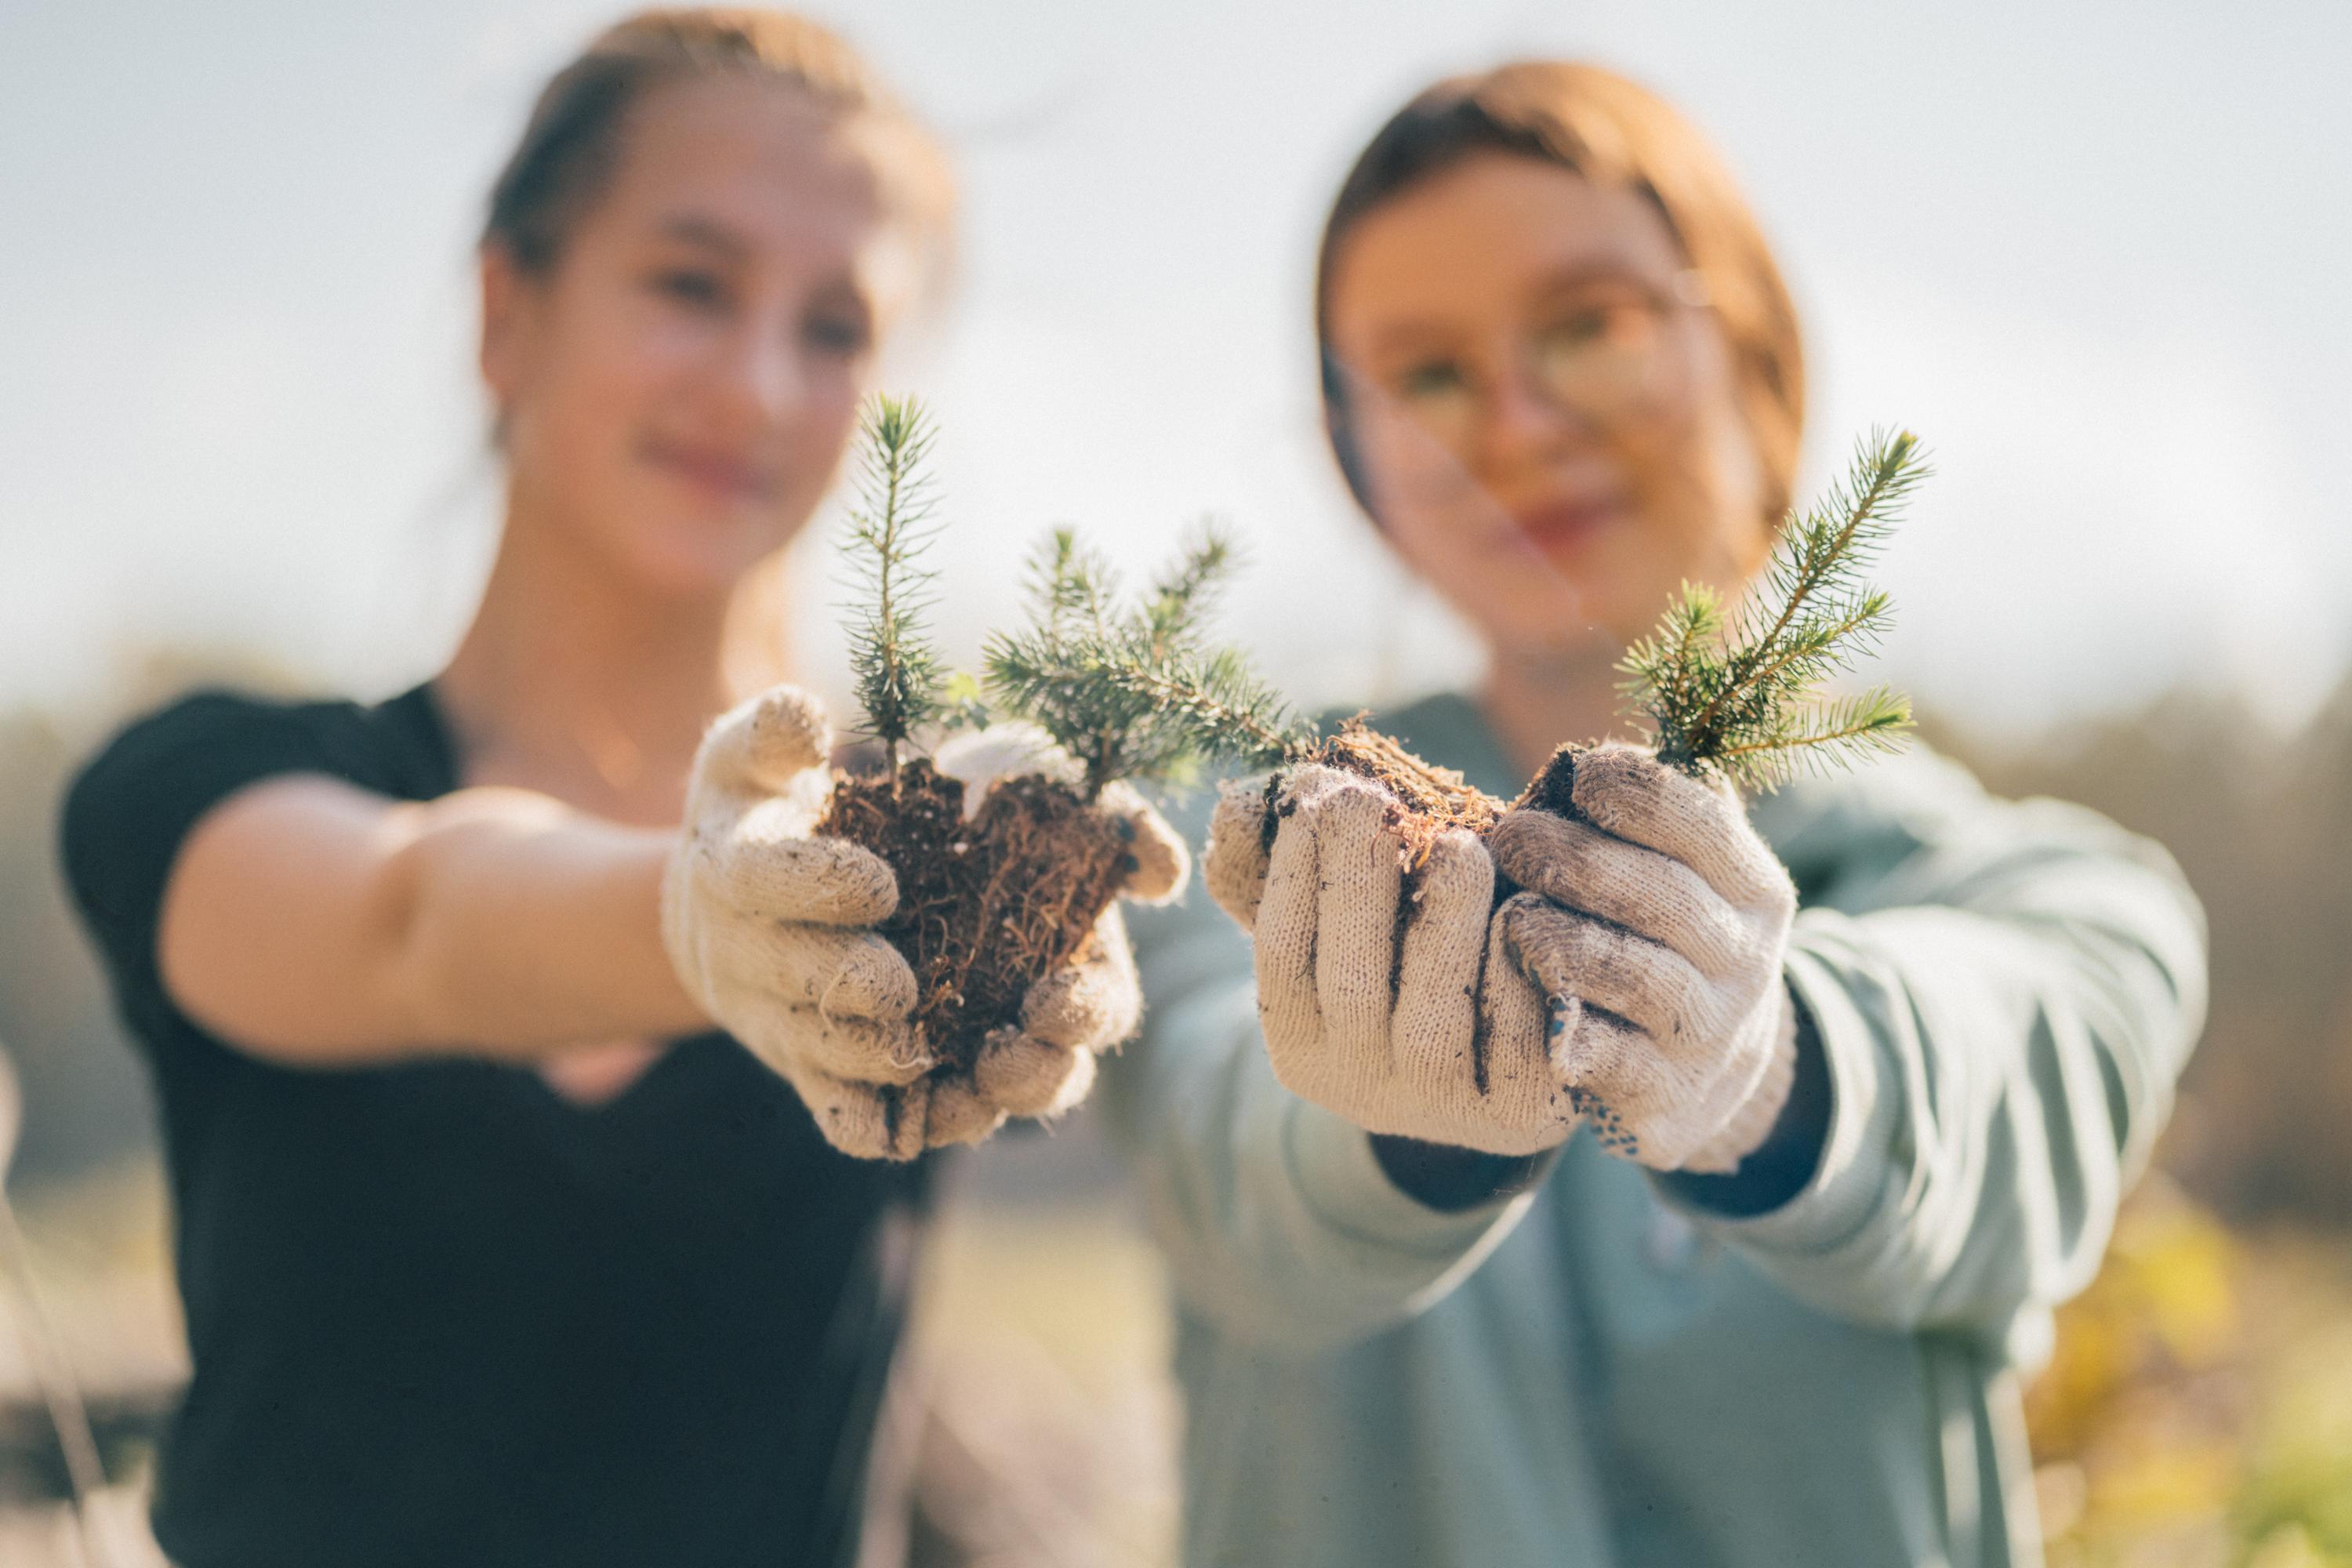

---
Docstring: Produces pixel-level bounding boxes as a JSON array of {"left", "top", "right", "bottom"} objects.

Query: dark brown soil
[
  {"left": 1512, "top": 742, "right": 1585, "bottom": 821},
  {"left": 819, "top": 759, "right": 1135, "bottom": 1074}
]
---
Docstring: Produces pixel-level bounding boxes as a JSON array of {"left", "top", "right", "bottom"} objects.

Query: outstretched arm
[
  {"left": 160, "top": 775, "right": 699, "bottom": 1064},
  {"left": 1489, "top": 742, "right": 2207, "bottom": 1349},
  {"left": 1661, "top": 752, "right": 2206, "bottom": 1349}
]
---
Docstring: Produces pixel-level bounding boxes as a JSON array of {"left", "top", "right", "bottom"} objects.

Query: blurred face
[
  {"left": 1326, "top": 151, "right": 1772, "bottom": 655},
  {"left": 481, "top": 78, "right": 915, "bottom": 599}
]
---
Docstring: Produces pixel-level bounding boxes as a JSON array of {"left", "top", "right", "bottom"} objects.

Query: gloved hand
[
  {"left": 1487, "top": 744, "right": 1798, "bottom": 1174},
  {"left": 927, "top": 725, "right": 1188, "bottom": 1146},
  {"left": 1204, "top": 764, "right": 1573, "bottom": 1156},
  {"left": 662, "top": 685, "right": 931, "bottom": 1160}
]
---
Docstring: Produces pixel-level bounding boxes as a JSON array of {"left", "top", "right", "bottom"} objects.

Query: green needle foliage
[
  {"left": 841, "top": 395, "right": 948, "bottom": 782},
  {"left": 1618, "top": 427, "right": 1925, "bottom": 789},
  {"left": 985, "top": 525, "right": 1316, "bottom": 801}
]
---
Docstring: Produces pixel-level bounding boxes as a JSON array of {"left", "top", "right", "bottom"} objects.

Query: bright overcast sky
[{"left": 3, "top": 0, "right": 2345, "bottom": 735}]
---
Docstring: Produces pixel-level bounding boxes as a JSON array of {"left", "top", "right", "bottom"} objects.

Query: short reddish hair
[{"left": 1316, "top": 63, "right": 1806, "bottom": 528}]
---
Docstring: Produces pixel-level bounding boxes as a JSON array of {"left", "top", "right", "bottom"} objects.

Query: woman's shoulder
[{"left": 68, "top": 683, "right": 445, "bottom": 814}]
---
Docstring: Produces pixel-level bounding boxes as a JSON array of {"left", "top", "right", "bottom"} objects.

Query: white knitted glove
[
  {"left": 1488, "top": 744, "right": 1798, "bottom": 1174},
  {"left": 663, "top": 686, "right": 931, "bottom": 1159},
  {"left": 927, "top": 725, "right": 1188, "bottom": 1146},
  {"left": 666, "top": 705, "right": 1188, "bottom": 1161},
  {"left": 1204, "top": 764, "right": 1572, "bottom": 1157}
]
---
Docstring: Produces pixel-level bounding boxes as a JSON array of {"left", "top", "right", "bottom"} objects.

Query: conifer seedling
[
  {"left": 816, "top": 397, "right": 1217, "bottom": 1087},
  {"left": 1611, "top": 426, "right": 1920, "bottom": 788},
  {"left": 814, "top": 398, "right": 1922, "bottom": 1130}
]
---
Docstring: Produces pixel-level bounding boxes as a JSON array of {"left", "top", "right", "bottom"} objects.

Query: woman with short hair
[{"left": 1112, "top": 63, "right": 2206, "bottom": 1566}]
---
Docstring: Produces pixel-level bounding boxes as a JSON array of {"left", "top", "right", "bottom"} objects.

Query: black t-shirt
[{"left": 59, "top": 684, "right": 931, "bottom": 1568}]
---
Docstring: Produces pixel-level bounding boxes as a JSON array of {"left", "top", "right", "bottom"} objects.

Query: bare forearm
[{"left": 387, "top": 790, "right": 708, "bottom": 1056}]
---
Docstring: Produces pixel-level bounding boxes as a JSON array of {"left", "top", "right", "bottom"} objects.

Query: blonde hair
[
  {"left": 1317, "top": 62, "right": 1805, "bottom": 528},
  {"left": 481, "top": 8, "right": 953, "bottom": 278}
]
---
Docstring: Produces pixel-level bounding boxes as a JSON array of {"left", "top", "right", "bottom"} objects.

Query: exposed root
[{"left": 820, "top": 760, "right": 1133, "bottom": 1074}]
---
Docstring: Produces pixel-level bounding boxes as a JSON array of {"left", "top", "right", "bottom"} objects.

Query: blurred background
[{"left": 2, "top": 1, "right": 2347, "bottom": 1563}]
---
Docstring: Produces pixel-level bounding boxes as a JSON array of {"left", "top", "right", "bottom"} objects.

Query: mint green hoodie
[{"left": 1106, "top": 693, "right": 2206, "bottom": 1567}]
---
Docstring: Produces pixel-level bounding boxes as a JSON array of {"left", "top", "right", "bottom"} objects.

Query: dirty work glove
[
  {"left": 1488, "top": 744, "right": 1798, "bottom": 1174},
  {"left": 1204, "top": 764, "right": 1572, "bottom": 1157},
  {"left": 662, "top": 686, "right": 941, "bottom": 1160},
  {"left": 924, "top": 726, "right": 1188, "bottom": 1148}
]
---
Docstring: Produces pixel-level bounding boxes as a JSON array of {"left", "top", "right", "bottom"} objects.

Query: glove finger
[
  {"left": 1098, "top": 781, "right": 1190, "bottom": 905},
  {"left": 1542, "top": 1004, "right": 1668, "bottom": 1163},
  {"left": 1022, "top": 906, "right": 1142, "bottom": 1051},
  {"left": 931, "top": 723, "right": 1083, "bottom": 818},
  {"left": 799, "top": 1009, "right": 936, "bottom": 1086},
  {"left": 1390, "top": 828, "right": 1490, "bottom": 1067},
  {"left": 768, "top": 927, "right": 920, "bottom": 1022},
  {"left": 1312, "top": 782, "right": 1404, "bottom": 1059},
  {"left": 924, "top": 1076, "right": 1010, "bottom": 1148},
  {"left": 1251, "top": 785, "right": 1326, "bottom": 1053},
  {"left": 706, "top": 808, "right": 900, "bottom": 927},
  {"left": 730, "top": 991, "right": 933, "bottom": 1086},
  {"left": 795, "top": 1069, "right": 927, "bottom": 1162},
  {"left": 973, "top": 1027, "right": 1098, "bottom": 1119},
  {"left": 1501, "top": 898, "right": 1715, "bottom": 1044},
  {"left": 696, "top": 685, "right": 833, "bottom": 798},
  {"left": 1566, "top": 745, "right": 1789, "bottom": 909},
  {"left": 1204, "top": 777, "right": 1275, "bottom": 931},
  {"left": 1489, "top": 808, "right": 1744, "bottom": 972},
  {"left": 1467, "top": 897, "right": 1580, "bottom": 1133}
]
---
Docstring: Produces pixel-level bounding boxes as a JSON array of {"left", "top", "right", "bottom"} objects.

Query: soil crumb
[{"left": 820, "top": 760, "right": 1134, "bottom": 1074}]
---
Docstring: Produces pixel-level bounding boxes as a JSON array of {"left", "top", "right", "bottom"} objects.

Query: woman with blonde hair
[
  {"left": 60, "top": 11, "right": 1172, "bottom": 1563},
  {"left": 1112, "top": 64, "right": 2205, "bottom": 1566}
]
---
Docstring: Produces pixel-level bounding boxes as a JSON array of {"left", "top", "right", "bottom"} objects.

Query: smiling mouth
[
  {"left": 644, "top": 442, "right": 779, "bottom": 503},
  {"left": 1512, "top": 497, "right": 1624, "bottom": 552}
]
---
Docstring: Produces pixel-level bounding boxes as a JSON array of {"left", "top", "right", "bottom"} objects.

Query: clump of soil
[
  {"left": 1260, "top": 724, "right": 1597, "bottom": 935},
  {"left": 819, "top": 759, "right": 1134, "bottom": 1073},
  {"left": 1261, "top": 717, "right": 1512, "bottom": 869}
]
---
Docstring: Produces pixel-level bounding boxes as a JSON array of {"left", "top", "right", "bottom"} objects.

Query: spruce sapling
[
  {"left": 840, "top": 394, "right": 947, "bottom": 786},
  {"left": 1614, "top": 427, "right": 1922, "bottom": 788},
  {"left": 983, "top": 525, "right": 1316, "bottom": 800},
  {"left": 820, "top": 408, "right": 1226, "bottom": 1091}
]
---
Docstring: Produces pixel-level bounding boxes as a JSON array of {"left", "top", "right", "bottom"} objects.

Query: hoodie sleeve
[{"left": 1663, "top": 748, "right": 2209, "bottom": 1358}]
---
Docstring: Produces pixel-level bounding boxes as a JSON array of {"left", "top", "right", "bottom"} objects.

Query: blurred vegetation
[
  {"left": 1931, "top": 676, "right": 2352, "bottom": 1225},
  {"left": 0, "top": 652, "right": 2347, "bottom": 1562},
  {"left": 1929, "top": 676, "right": 2352, "bottom": 1564}
]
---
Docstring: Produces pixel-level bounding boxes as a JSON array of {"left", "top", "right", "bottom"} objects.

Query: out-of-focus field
[
  {"left": 2026, "top": 1185, "right": 2352, "bottom": 1566},
  {"left": 1, "top": 1156, "right": 2347, "bottom": 1564}
]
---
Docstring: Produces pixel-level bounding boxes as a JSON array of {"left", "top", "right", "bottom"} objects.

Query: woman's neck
[
  {"left": 437, "top": 499, "right": 796, "bottom": 822},
  {"left": 1477, "top": 639, "right": 1636, "bottom": 782}
]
